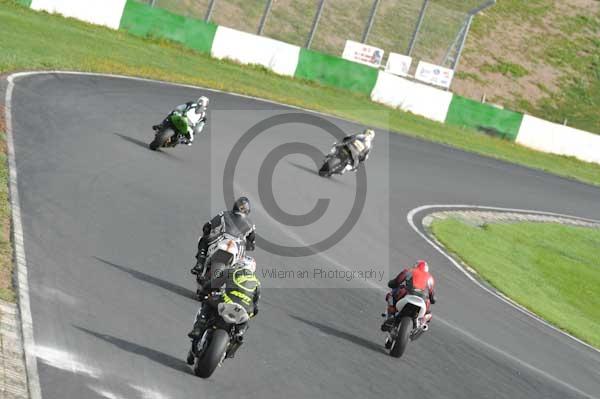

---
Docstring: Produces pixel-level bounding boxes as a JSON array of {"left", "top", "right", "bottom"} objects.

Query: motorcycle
[
  {"left": 194, "top": 233, "right": 246, "bottom": 299},
  {"left": 149, "top": 111, "right": 189, "bottom": 150},
  {"left": 318, "top": 142, "right": 354, "bottom": 177},
  {"left": 384, "top": 294, "right": 429, "bottom": 358},
  {"left": 186, "top": 292, "right": 250, "bottom": 378}
]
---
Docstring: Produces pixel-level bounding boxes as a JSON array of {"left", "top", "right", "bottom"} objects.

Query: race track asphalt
[{"left": 7, "top": 72, "right": 600, "bottom": 399}]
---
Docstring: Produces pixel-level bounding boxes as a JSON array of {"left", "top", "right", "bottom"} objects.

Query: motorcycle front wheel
[
  {"left": 389, "top": 317, "right": 412, "bottom": 358},
  {"left": 193, "top": 329, "right": 230, "bottom": 378}
]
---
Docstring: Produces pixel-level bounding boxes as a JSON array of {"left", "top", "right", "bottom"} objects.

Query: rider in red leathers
[{"left": 381, "top": 260, "right": 436, "bottom": 332}]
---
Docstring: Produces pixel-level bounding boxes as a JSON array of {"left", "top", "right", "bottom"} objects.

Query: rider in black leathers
[
  {"left": 338, "top": 128, "right": 375, "bottom": 173},
  {"left": 191, "top": 197, "right": 256, "bottom": 279},
  {"left": 187, "top": 259, "right": 260, "bottom": 361}
]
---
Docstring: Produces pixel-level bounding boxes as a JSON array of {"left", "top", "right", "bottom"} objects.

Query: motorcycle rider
[
  {"left": 381, "top": 260, "right": 436, "bottom": 332},
  {"left": 152, "top": 96, "right": 209, "bottom": 146},
  {"left": 337, "top": 128, "right": 375, "bottom": 173},
  {"left": 187, "top": 257, "right": 260, "bottom": 361},
  {"left": 191, "top": 196, "right": 256, "bottom": 280}
]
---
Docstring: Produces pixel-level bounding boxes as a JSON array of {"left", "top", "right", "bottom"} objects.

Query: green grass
[
  {"left": 431, "top": 218, "right": 600, "bottom": 348},
  {"left": 2, "top": 1, "right": 600, "bottom": 187},
  {"left": 481, "top": 61, "right": 529, "bottom": 78}
]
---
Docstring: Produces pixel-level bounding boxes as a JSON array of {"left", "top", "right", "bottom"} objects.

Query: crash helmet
[
  {"left": 197, "top": 96, "right": 209, "bottom": 109},
  {"left": 232, "top": 196, "right": 251, "bottom": 216},
  {"left": 363, "top": 128, "right": 375, "bottom": 141},
  {"left": 414, "top": 260, "right": 429, "bottom": 273},
  {"left": 235, "top": 255, "right": 257, "bottom": 274}
]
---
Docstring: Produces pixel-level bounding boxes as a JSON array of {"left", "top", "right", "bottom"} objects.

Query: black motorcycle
[
  {"left": 319, "top": 143, "right": 353, "bottom": 177},
  {"left": 187, "top": 294, "right": 250, "bottom": 378},
  {"left": 149, "top": 111, "right": 188, "bottom": 150}
]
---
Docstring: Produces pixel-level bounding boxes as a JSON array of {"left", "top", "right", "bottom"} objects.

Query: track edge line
[{"left": 5, "top": 74, "right": 43, "bottom": 399}]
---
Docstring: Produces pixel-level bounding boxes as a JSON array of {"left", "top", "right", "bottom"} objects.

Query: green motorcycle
[{"left": 149, "top": 111, "right": 189, "bottom": 150}]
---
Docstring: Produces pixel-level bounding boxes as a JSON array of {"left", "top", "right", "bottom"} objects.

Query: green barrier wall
[
  {"left": 119, "top": 0, "right": 217, "bottom": 54},
  {"left": 294, "top": 49, "right": 379, "bottom": 96},
  {"left": 445, "top": 95, "right": 524, "bottom": 141},
  {"left": 16, "top": 0, "right": 32, "bottom": 6}
]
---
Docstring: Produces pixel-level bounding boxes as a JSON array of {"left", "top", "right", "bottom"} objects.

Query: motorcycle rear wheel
[
  {"left": 149, "top": 128, "right": 175, "bottom": 150},
  {"left": 390, "top": 317, "right": 412, "bottom": 358},
  {"left": 193, "top": 329, "right": 230, "bottom": 378}
]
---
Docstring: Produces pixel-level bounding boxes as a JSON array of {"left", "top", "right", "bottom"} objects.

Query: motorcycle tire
[
  {"left": 390, "top": 317, "right": 412, "bottom": 358},
  {"left": 318, "top": 162, "right": 330, "bottom": 177},
  {"left": 149, "top": 128, "right": 174, "bottom": 151},
  {"left": 193, "top": 329, "right": 230, "bottom": 378}
]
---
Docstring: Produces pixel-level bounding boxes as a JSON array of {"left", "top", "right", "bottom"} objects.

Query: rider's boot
[
  {"left": 380, "top": 304, "right": 396, "bottom": 332},
  {"left": 188, "top": 310, "right": 208, "bottom": 339},
  {"left": 186, "top": 348, "right": 195, "bottom": 365},
  {"left": 384, "top": 336, "right": 393, "bottom": 349}
]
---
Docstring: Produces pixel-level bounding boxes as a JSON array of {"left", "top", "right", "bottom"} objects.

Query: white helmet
[
  {"left": 197, "top": 96, "right": 209, "bottom": 109},
  {"left": 363, "top": 128, "right": 375, "bottom": 141},
  {"left": 235, "top": 255, "right": 256, "bottom": 274}
]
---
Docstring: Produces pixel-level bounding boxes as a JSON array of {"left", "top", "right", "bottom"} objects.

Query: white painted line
[
  {"left": 407, "top": 204, "right": 600, "bottom": 354},
  {"left": 435, "top": 316, "right": 598, "bottom": 399},
  {"left": 5, "top": 70, "right": 371, "bottom": 129},
  {"left": 6, "top": 74, "right": 43, "bottom": 399}
]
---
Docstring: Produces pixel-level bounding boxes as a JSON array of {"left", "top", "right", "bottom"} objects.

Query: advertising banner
[
  {"left": 415, "top": 61, "right": 454, "bottom": 88},
  {"left": 385, "top": 53, "right": 412, "bottom": 77},
  {"left": 342, "top": 40, "right": 384, "bottom": 68}
]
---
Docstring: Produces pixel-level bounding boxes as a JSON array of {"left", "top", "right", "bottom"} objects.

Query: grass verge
[{"left": 430, "top": 217, "right": 600, "bottom": 349}]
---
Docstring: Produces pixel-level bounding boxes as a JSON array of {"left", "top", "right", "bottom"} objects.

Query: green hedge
[
  {"left": 294, "top": 48, "right": 379, "bottom": 96},
  {"left": 119, "top": 0, "right": 217, "bottom": 54},
  {"left": 445, "top": 95, "right": 524, "bottom": 141}
]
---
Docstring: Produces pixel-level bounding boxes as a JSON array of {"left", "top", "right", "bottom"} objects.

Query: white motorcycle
[
  {"left": 384, "top": 294, "right": 430, "bottom": 358},
  {"left": 195, "top": 233, "right": 246, "bottom": 298}
]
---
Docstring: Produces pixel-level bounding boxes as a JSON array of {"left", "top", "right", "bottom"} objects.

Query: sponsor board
[
  {"left": 385, "top": 53, "right": 412, "bottom": 77},
  {"left": 342, "top": 40, "right": 384, "bottom": 68},
  {"left": 415, "top": 61, "right": 454, "bottom": 88}
]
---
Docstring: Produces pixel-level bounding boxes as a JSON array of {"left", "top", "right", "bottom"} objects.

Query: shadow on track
[
  {"left": 113, "top": 133, "right": 182, "bottom": 160},
  {"left": 289, "top": 315, "right": 385, "bottom": 354},
  {"left": 287, "top": 161, "right": 349, "bottom": 186},
  {"left": 74, "top": 326, "right": 190, "bottom": 374},
  {"left": 92, "top": 256, "right": 196, "bottom": 299}
]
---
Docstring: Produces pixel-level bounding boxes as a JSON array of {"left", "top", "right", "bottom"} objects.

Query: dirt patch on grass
[
  {"left": 0, "top": 104, "right": 5, "bottom": 134},
  {"left": 456, "top": 19, "right": 562, "bottom": 105},
  {"left": 455, "top": 0, "right": 600, "bottom": 117},
  {"left": 0, "top": 102, "right": 13, "bottom": 302}
]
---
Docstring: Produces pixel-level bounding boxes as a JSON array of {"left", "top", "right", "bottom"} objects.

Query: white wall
[
  {"left": 211, "top": 27, "right": 301, "bottom": 77},
  {"left": 370, "top": 71, "right": 453, "bottom": 123},
  {"left": 516, "top": 115, "right": 600, "bottom": 165},
  {"left": 30, "top": 0, "right": 127, "bottom": 29}
]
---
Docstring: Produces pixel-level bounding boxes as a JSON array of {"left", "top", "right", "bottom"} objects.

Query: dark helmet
[{"left": 232, "top": 197, "right": 251, "bottom": 216}]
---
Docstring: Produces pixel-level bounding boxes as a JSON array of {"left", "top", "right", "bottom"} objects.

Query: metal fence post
[
  {"left": 257, "top": 0, "right": 274, "bottom": 35},
  {"left": 305, "top": 0, "right": 326, "bottom": 49},
  {"left": 205, "top": 0, "right": 217, "bottom": 22},
  {"left": 406, "top": 0, "right": 429, "bottom": 56},
  {"left": 149, "top": 0, "right": 156, "bottom": 7},
  {"left": 361, "top": 0, "right": 380, "bottom": 44},
  {"left": 442, "top": 18, "right": 468, "bottom": 67},
  {"left": 452, "top": 14, "right": 473, "bottom": 73}
]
